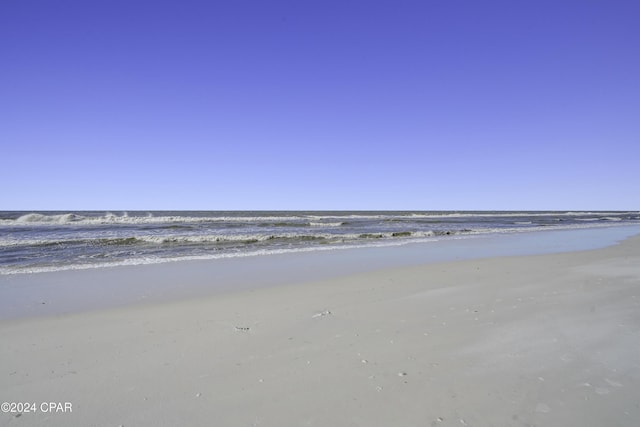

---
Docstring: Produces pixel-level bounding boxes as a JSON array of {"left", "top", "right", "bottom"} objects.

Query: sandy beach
[{"left": 1, "top": 231, "right": 639, "bottom": 426}]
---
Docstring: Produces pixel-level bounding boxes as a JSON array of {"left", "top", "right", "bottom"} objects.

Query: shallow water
[
  {"left": 1, "top": 225, "right": 639, "bottom": 320},
  {"left": 2, "top": 210, "right": 639, "bottom": 274}
]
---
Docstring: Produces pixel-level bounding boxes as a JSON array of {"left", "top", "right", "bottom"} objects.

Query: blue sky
[{"left": 2, "top": 0, "right": 639, "bottom": 210}]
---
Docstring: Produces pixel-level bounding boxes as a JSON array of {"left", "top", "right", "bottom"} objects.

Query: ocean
[{"left": 1, "top": 211, "right": 639, "bottom": 275}]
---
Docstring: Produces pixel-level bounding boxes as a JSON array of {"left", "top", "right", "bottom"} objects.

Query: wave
[
  {"left": 14, "top": 213, "right": 85, "bottom": 224},
  {"left": 0, "top": 236, "right": 147, "bottom": 248},
  {"left": 260, "top": 222, "right": 308, "bottom": 228},
  {"left": 0, "top": 244, "right": 367, "bottom": 275},
  {"left": 5, "top": 212, "right": 372, "bottom": 226},
  {"left": 3, "top": 221, "right": 639, "bottom": 275},
  {"left": 0, "top": 233, "right": 453, "bottom": 275},
  {"left": 0, "top": 228, "right": 452, "bottom": 249},
  {"left": 3, "top": 212, "right": 311, "bottom": 226},
  {"left": 263, "top": 221, "right": 345, "bottom": 227},
  {"left": 1, "top": 212, "right": 434, "bottom": 226},
  {"left": 3, "top": 211, "right": 640, "bottom": 227},
  {"left": 3, "top": 216, "right": 638, "bottom": 250}
]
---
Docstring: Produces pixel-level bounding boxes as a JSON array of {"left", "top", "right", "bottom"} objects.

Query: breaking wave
[
  {"left": 2, "top": 210, "right": 639, "bottom": 275},
  {"left": 3, "top": 211, "right": 639, "bottom": 227}
]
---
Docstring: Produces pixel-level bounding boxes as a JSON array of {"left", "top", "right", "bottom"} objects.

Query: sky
[{"left": 1, "top": 0, "right": 639, "bottom": 211}]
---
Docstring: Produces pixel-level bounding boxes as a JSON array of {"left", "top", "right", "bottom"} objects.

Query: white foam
[
  {"left": 0, "top": 243, "right": 375, "bottom": 275},
  {"left": 3, "top": 211, "right": 639, "bottom": 227},
  {"left": 2, "top": 221, "right": 639, "bottom": 275},
  {"left": 2, "top": 212, "right": 311, "bottom": 226},
  {"left": 14, "top": 213, "right": 85, "bottom": 224}
]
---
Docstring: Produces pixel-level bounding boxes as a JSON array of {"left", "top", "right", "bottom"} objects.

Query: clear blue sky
[{"left": 2, "top": 0, "right": 638, "bottom": 210}]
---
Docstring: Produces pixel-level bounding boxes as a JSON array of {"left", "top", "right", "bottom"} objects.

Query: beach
[
  {"left": 1, "top": 228, "right": 640, "bottom": 426},
  {"left": 5, "top": 0, "right": 640, "bottom": 424}
]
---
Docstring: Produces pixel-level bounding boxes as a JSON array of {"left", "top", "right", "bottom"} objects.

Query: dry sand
[{"left": 1, "top": 234, "right": 639, "bottom": 426}]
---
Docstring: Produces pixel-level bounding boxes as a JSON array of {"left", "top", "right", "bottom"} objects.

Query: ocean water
[{"left": 1, "top": 211, "right": 639, "bottom": 274}]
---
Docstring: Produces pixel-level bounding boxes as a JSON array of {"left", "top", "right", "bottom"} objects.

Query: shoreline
[
  {"left": 2, "top": 212, "right": 638, "bottom": 276},
  {"left": 1, "top": 228, "right": 640, "bottom": 426},
  {"left": 1, "top": 225, "right": 639, "bottom": 320}
]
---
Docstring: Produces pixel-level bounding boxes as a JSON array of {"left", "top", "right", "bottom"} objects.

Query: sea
[{"left": 1, "top": 211, "right": 639, "bottom": 275}]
